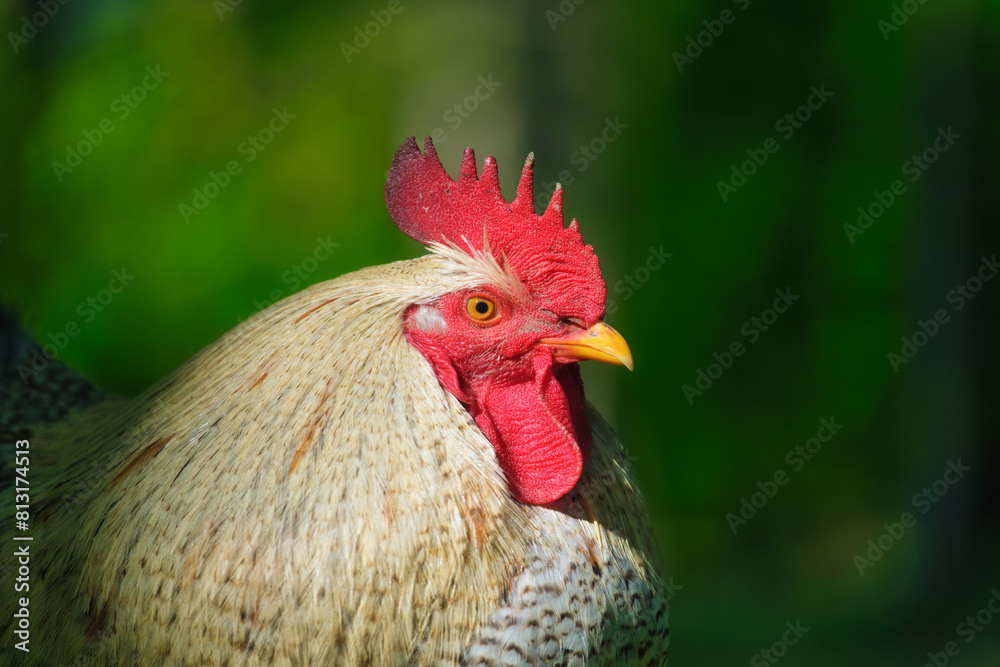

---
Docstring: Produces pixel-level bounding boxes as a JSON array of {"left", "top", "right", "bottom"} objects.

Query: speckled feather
[{"left": 0, "top": 250, "right": 668, "bottom": 666}]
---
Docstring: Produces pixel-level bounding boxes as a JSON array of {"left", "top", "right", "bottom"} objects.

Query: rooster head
[{"left": 386, "top": 137, "right": 632, "bottom": 505}]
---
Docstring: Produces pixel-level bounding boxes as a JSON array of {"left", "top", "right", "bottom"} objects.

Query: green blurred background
[{"left": 3, "top": 0, "right": 999, "bottom": 664}]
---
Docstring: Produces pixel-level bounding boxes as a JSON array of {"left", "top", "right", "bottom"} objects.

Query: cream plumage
[{"left": 1, "top": 139, "right": 669, "bottom": 665}]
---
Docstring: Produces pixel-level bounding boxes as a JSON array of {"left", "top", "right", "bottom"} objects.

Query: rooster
[{"left": 1, "top": 137, "right": 669, "bottom": 666}]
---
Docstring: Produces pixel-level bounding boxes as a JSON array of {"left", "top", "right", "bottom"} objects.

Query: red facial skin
[
  {"left": 404, "top": 287, "right": 594, "bottom": 505},
  {"left": 386, "top": 138, "right": 609, "bottom": 505}
]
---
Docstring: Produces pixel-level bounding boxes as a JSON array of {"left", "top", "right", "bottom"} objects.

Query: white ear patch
[{"left": 412, "top": 305, "right": 448, "bottom": 334}]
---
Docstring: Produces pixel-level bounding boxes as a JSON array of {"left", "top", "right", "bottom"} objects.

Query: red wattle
[{"left": 475, "top": 355, "right": 590, "bottom": 505}]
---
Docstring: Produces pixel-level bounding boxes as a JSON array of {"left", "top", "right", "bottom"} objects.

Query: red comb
[{"left": 385, "top": 137, "right": 606, "bottom": 323}]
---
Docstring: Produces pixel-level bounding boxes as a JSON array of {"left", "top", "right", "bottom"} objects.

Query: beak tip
[{"left": 540, "top": 321, "right": 634, "bottom": 371}]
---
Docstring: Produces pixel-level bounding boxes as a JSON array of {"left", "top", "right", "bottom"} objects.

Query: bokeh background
[{"left": 3, "top": 0, "right": 999, "bottom": 664}]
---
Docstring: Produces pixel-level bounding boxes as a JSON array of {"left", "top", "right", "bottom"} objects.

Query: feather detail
[{"left": 1, "top": 252, "right": 667, "bottom": 665}]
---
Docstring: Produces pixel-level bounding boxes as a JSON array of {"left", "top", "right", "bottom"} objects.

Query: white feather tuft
[{"left": 412, "top": 305, "right": 448, "bottom": 334}]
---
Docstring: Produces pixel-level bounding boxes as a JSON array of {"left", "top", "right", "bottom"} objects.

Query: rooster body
[{"left": 1, "top": 140, "right": 669, "bottom": 665}]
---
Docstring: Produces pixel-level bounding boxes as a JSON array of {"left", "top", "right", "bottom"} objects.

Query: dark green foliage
[{"left": 2, "top": 1, "right": 998, "bottom": 663}]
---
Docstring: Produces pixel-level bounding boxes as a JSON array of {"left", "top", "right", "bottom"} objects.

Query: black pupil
[{"left": 475, "top": 300, "right": 490, "bottom": 314}]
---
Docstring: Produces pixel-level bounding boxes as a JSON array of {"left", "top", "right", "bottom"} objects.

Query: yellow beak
[{"left": 539, "top": 322, "right": 634, "bottom": 371}]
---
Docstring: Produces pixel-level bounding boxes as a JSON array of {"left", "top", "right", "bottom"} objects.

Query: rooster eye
[{"left": 465, "top": 296, "right": 499, "bottom": 323}]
